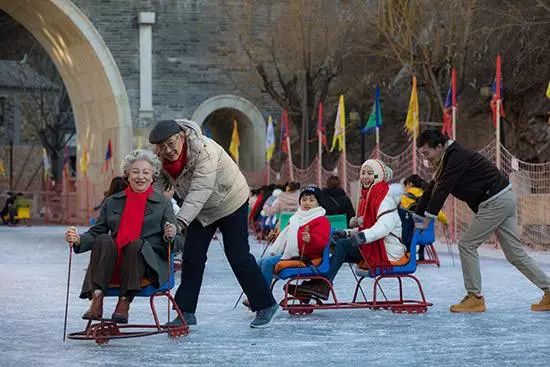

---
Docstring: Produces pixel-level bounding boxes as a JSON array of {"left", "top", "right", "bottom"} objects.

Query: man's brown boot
[
  {"left": 111, "top": 297, "right": 131, "bottom": 324},
  {"left": 531, "top": 291, "right": 550, "bottom": 311},
  {"left": 82, "top": 290, "right": 104, "bottom": 320},
  {"left": 450, "top": 293, "right": 486, "bottom": 313}
]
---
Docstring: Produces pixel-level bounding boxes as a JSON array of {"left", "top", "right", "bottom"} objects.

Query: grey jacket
[
  {"left": 154, "top": 119, "right": 250, "bottom": 227},
  {"left": 74, "top": 190, "right": 184, "bottom": 285}
]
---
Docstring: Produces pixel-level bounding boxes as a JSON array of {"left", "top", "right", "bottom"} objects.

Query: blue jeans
[
  {"left": 327, "top": 238, "right": 363, "bottom": 282},
  {"left": 257, "top": 255, "right": 282, "bottom": 286}
]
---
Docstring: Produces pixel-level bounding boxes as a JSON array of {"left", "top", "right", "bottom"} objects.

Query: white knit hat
[{"left": 361, "top": 159, "right": 393, "bottom": 185}]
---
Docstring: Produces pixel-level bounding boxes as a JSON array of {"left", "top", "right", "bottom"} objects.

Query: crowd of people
[{"left": 60, "top": 121, "right": 549, "bottom": 331}]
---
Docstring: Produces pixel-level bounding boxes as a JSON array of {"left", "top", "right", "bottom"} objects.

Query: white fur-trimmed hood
[{"left": 387, "top": 183, "right": 405, "bottom": 206}]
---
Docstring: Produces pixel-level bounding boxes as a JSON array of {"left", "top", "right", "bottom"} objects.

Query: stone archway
[
  {"left": 0, "top": 0, "right": 132, "bottom": 217},
  {"left": 192, "top": 95, "right": 266, "bottom": 171}
]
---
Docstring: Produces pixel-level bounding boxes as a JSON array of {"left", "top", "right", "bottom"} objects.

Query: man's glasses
[{"left": 157, "top": 135, "right": 180, "bottom": 152}]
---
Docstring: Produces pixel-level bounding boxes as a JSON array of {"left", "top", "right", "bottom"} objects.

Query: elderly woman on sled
[{"left": 64, "top": 149, "right": 184, "bottom": 324}]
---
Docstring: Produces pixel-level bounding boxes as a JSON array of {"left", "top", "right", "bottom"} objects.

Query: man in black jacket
[{"left": 415, "top": 129, "right": 550, "bottom": 312}]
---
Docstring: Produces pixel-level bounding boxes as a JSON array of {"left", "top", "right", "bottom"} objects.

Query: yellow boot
[
  {"left": 531, "top": 292, "right": 550, "bottom": 312},
  {"left": 450, "top": 293, "right": 486, "bottom": 313}
]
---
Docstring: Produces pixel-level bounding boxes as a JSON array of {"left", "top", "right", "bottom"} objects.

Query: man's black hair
[{"left": 417, "top": 128, "right": 449, "bottom": 148}]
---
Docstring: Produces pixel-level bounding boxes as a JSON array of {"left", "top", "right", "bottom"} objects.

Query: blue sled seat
[
  {"left": 275, "top": 245, "right": 331, "bottom": 280},
  {"left": 105, "top": 253, "right": 176, "bottom": 297},
  {"left": 416, "top": 220, "right": 435, "bottom": 246},
  {"left": 355, "top": 230, "right": 420, "bottom": 278}
]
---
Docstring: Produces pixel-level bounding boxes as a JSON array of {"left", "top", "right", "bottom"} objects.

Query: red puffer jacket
[{"left": 297, "top": 216, "right": 331, "bottom": 260}]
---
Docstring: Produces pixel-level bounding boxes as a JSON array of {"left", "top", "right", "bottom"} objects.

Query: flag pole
[
  {"left": 342, "top": 127, "right": 347, "bottom": 194},
  {"left": 317, "top": 129, "right": 322, "bottom": 187},
  {"left": 451, "top": 68, "right": 457, "bottom": 243},
  {"left": 287, "top": 136, "right": 294, "bottom": 181},
  {"left": 495, "top": 54, "right": 502, "bottom": 170},
  {"left": 412, "top": 130, "right": 417, "bottom": 174},
  {"left": 375, "top": 127, "right": 380, "bottom": 160}
]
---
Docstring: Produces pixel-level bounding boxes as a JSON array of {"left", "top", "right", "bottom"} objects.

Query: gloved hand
[
  {"left": 332, "top": 230, "right": 349, "bottom": 241},
  {"left": 350, "top": 231, "right": 367, "bottom": 247},
  {"left": 349, "top": 216, "right": 363, "bottom": 228}
]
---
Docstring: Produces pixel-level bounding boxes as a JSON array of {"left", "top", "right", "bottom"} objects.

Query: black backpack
[{"left": 398, "top": 207, "right": 415, "bottom": 253}]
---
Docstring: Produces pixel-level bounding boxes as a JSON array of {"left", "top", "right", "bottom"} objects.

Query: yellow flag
[
  {"left": 0, "top": 159, "right": 5, "bottom": 177},
  {"left": 42, "top": 148, "right": 51, "bottom": 179},
  {"left": 265, "top": 116, "right": 275, "bottom": 161},
  {"left": 330, "top": 95, "right": 346, "bottom": 152},
  {"left": 229, "top": 120, "right": 240, "bottom": 164},
  {"left": 404, "top": 76, "right": 419, "bottom": 137},
  {"left": 546, "top": 81, "right": 550, "bottom": 99},
  {"left": 79, "top": 144, "right": 89, "bottom": 176}
]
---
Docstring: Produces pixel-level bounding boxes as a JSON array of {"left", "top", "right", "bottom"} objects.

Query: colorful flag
[
  {"left": 361, "top": 85, "right": 383, "bottom": 135},
  {"left": 441, "top": 68, "right": 457, "bottom": 136},
  {"left": 404, "top": 76, "right": 419, "bottom": 137},
  {"left": 265, "top": 116, "right": 275, "bottom": 161},
  {"left": 546, "top": 81, "right": 550, "bottom": 99},
  {"left": 490, "top": 54, "right": 505, "bottom": 128},
  {"left": 103, "top": 139, "right": 112, "bottom": 172},
  {"left": 280, "top": 110, "right": 290, "bottom": 154},
  {"left": 330, "top": 95, "right": 346, "bottom": 152},
  {"left": 79, "top": 144, "right": 89, "bottom": 176},
  {"left": 0, "top": 159, "right": 5, "bottom": 177},
  {"left": 229, "top": 120, "right": 240, "bottom": 163},
  {"left": 42, "top": 148, "right": 51, "bottom": 179},
  {"left": 317, "top": 102, "right": 327, "bottom": 147}
]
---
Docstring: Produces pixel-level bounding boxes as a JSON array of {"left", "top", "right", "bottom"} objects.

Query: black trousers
[
  {"left": 175, "top": 201, "right": 275, "bottom": 313},
  {"left": 80, "top": 234, "right": 146, "bottom": 299}
]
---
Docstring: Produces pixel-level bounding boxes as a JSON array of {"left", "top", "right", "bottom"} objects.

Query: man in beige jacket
[{"left": 150, "top": 119, "right": 279, "bottom": 328}]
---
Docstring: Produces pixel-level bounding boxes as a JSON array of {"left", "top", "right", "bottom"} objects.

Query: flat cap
[{"left": 149, "top": 119, "right": 182, "bottom": 144}]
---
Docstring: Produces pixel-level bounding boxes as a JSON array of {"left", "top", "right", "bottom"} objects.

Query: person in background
[
  {"left": 320, "top": 175, "right": 355, "bottom": 224},
  {"left": 1, "top": 191, "right": 16, "bottom": 225},
  {"left": 268, "top": 181, "right": 301, "bottom": 216},
  {"left": 401, "top": 174, "right": 448, "bottom": 260},
  {"left": 93, "top": 176, "right": 128, "bottom": 211}
]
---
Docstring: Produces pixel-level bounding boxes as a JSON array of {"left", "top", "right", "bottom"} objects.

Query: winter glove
[
  {"left": 349, "top": 216, "right": 364, "bottom": 228},
  {"left": 350, "top": 231, "right": 367, "bottom": 247},
  {"left": 332, "top": 230, "right": 349, "bottom": 242}
]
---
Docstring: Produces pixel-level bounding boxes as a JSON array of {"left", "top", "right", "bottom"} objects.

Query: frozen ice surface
[{"left": 0, "top": 226, "right": 549, "bottom": 367}]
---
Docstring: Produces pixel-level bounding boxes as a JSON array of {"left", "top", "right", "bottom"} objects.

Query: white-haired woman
[{"left": 64, "top": 149, "right": 184, "bottom": 324}]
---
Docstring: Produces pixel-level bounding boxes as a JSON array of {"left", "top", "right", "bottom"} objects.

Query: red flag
[
  {"left": 441, "top": 68, "right": 457, "bottom": 136},
  {"left": 490, "top": 54, "right": 505, "bottom": 128},
  {"left": 317, "top": 102, "right": 327, "bottom": 147}
]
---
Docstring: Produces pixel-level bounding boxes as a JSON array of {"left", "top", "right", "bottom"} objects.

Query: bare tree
[
  {"left": 10, "top": 58, "right": 74, "bottom": 183},
  {"left": 222, "top": 0, "right": 359, "bottom": 167}
]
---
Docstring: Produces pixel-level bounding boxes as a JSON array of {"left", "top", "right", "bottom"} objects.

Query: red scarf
[
  {"left": 356, "top": 181, "right": 392, "bottom": 273},
  {"left": 162, "top": 139, "right": 188, "bottom": 179},
  {"left": 110, "top": 185, "right": 153, "bottom": 284}
]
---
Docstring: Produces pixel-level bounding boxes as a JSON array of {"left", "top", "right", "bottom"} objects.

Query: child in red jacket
[{"left": 244, "top": 186, "right": 330, "bottom": 308}]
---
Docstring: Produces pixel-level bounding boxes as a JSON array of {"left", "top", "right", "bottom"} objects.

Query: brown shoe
[
  {"left": 82, "top": 291, "right": 104, "bottom": 320},
  {"left": 531, "top": 291, "right": 550, "bottom": 311},
  {"left": 111, "top": 297, "right": 131, "bottom": 324},
  {"left": 450, "top": 293, "right": 486, "bottom": 313},
  {"left": 298, "top": 280, "right": 331, "bottom": 301}
]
